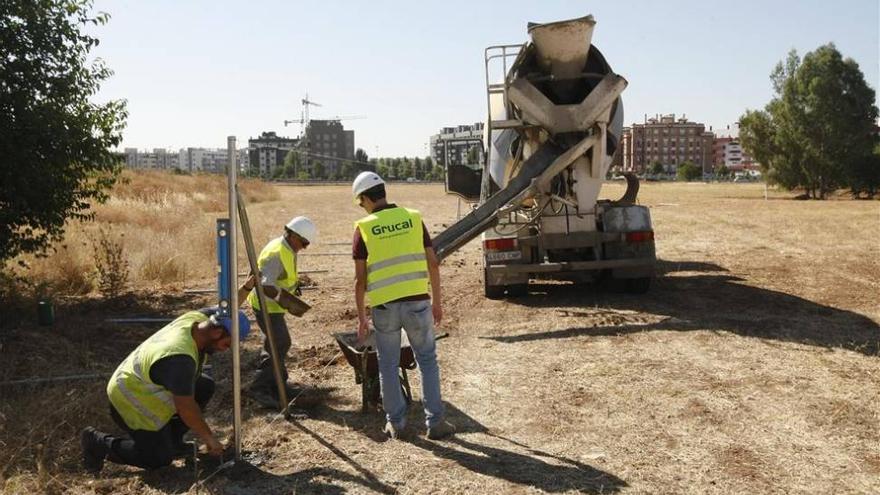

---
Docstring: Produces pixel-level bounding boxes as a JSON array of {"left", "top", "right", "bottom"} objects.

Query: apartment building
[
  {"left": 247, "top": 131, "right": 300, "bottom": 176},
  {"left": 302, "top": 120, "right": 355, "bottom": 177},
  {"left": 621, "top": 114, "right": 715, "bottom": 173}
]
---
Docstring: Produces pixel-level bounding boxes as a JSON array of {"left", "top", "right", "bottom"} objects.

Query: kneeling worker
[{"left": 80, "top": 301, "right": 251, "bottom": 473}]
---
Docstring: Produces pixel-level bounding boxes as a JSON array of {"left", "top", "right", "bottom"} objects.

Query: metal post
[{"left": 227, "top": 136, "right": 241, "bottom": 462}]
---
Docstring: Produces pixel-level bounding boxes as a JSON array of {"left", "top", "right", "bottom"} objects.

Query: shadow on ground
[
  {"left": 489, "top": 259, "right": 879, "bottom": 355},
  {"left": 303, "top": 402, "right": 626, "bottom": 494}
]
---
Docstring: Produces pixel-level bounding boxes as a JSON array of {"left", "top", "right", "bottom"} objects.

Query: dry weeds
[
  {"left": 1, "top": 180, "right": 878, "bottom": 494},
  {"left": 7, "top": 170, "right": 278, "bottom": 295}
]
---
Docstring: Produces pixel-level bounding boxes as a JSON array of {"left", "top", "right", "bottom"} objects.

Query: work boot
[
  {"left": 426, "top": 421, "right": 455, "bottom": 440},
  {"left": 383, "top": 421, "right": 404, "bottom": 440},
  {"left": 80, "top": 427, "right": 107, "bottom": 474}
]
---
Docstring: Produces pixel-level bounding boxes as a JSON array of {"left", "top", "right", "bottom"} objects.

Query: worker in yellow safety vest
[
  {"left": 80, "top": 283, "right": 253, "bottom": 473},
  {"left": 351, "top": 171, "right": 454, "bottom": 440},
  {"left": 246, "top": 216, "right": 316, "bottom": 408}
]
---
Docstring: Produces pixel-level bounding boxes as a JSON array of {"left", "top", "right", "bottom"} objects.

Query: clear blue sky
[{"left": 91, "top": 0, "right": 879, "bottom": 157}]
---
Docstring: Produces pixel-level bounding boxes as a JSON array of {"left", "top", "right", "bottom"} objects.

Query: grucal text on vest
[{"left": 371, "top": 218, "right": 413, "bottom": 237}]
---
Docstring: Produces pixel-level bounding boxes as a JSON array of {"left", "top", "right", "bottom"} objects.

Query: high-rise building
[
  {"left": 621, "top": 114, "right": 714, "bottom": 174},
  {"left": 302, "top": 120, "right": 355, "bottom": 178}
]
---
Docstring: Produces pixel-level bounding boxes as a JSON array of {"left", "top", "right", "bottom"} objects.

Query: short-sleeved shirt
[
  {"left": 352, "top": 203, "right": 432, "bottom": 303},
  {"left": 258, "top": 237, "right": 294, "bottom": 289},
  {"left": 148, "top": 308, "right": 212, "bottom": 396}
]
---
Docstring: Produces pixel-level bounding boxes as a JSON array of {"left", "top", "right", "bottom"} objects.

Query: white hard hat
[
  {"left": 285, "top": 216, "right": 317, "bottom": 244},
  {"left": 352, "top": 171, "right": 385, "bottom": 198}
]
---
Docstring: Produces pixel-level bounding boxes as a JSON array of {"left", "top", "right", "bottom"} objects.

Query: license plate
[{"left": 486, "top": 250, "right": 522, "bottom": 262}]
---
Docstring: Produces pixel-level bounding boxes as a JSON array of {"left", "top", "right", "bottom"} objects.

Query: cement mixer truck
[{"left": 434, "top": 15, "right": 656, "bottom": 297}]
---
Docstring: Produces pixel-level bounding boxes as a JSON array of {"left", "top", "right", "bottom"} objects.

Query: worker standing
[
  {"left": 80, "top": 302, "right": 251, "bottom": 473},
  {"left": 246, "top": 216, "right": 317, "bottom": 408},
  {"left": 351, "top": 172, "right": 454, "bottom": 440}
]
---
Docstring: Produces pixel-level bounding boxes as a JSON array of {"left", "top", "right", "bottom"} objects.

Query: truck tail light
[
  {"left": 484, "top": 238, "right": 517, "bottom": 251},
  {"left": 625, "top": 231, "right": 654, "bottom": 243}
]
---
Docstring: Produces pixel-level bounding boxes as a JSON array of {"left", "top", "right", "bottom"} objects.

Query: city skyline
[{"left": 90, "top": 0, "right": 878, "bottom": 157}]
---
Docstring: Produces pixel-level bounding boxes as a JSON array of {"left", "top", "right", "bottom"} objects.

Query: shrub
[
  {"left": 93, "top": 229, "right": 129, "bottom": 298},
  {"left": 676, "top": 161, "right": 702, "bottom": 182}
]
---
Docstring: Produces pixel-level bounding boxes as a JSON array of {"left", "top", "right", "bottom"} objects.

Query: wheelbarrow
[{"left": 333, "top": 331, "right": 448, "bottom": 413}]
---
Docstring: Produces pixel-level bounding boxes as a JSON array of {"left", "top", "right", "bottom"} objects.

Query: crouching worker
[{"left": 80, "top": 306, "right": 251, "bottom": 473}]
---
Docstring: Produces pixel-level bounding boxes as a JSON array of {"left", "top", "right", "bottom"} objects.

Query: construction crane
[
  {"left": 301, "top": 93, "right": 321, "bottom": 131},
  {"left": 281, "top": 94, "right": 366, "bottom": 178},
  {"left": 283, "top": 115, "right": 367, "bottom": 126}
]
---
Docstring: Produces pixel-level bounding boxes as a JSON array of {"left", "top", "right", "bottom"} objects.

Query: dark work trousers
[
  {"left": 101, "top": 374, "right": 214, "bottom": 469},
  {"left": 252, "top": 310, "right": 291, "bottom": 395}
]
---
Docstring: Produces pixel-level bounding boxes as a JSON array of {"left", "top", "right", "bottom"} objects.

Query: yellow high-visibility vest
[
  {"left": 356, "top": 207, "right": 429, "bottom": 307},
  {"left": 247, "top": 236, "right": 298, "bottom": 314},
  {"left": 107, "top": 311, "right": 205, "bottom": 431}
]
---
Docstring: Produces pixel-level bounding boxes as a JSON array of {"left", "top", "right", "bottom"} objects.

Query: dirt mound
[{"left": 293, "top": 344, "right": 345, "bottom": 371}]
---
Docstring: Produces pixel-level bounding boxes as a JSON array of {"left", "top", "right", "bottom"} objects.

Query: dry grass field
[{"left": 1, "top": 174, "right": 878, "bottom": 494}]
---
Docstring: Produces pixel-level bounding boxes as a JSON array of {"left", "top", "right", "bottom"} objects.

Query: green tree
[
  {"left": 312, "top": 161, "right": 325, "bottom": 180},
  {"left": 355, "top": 148, "right": 369, "bottom": 164},
  {"left": 414, "top": 157, "right": 423, "bottom": 180},
  {"left": 649, "top": 161, "right": 664, "bottom": 176},
  {"left": 376, "top": 158, "right": 389, "bottom": 178},
  {"left": 740, "top": 45, "right": 878, "bottom": 199},
  {"left": 341, "top": 162, "right": 355, "bottom": 180},
  {"left": 1, "top": 0, "right": 128, "bottom": 262},
  {"left": 716, "top": 165, "right": 731, "bottom": 178},
  {"left": 282, "top": 149, "right": 302, "bottom": 178},
  {"left": 847, "top": 137, "right": 880, "bottom": 198},
  {"left": 676, "top": 161, "right": 702, "bottom": 181}
]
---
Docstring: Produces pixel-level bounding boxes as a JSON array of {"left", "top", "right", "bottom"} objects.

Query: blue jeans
[{"left": 372, "top": 299, "right": 443, "bottom": 428}]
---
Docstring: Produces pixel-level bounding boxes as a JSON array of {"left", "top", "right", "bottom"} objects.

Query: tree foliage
[
  {"left": 312, "top": 161, "right": 325, "bottom": 179},
  {"left": 739, "top": 45, "right": 878, "bottom": 198},
  {"left": 676, "top": 161, "right": 702, "bottom": 182},
  {"left": 355, "top": 148, "right": 369, "bottom": 164},
  {"left": 649, "top": 161, "right": 664, "bottom": 176},
  {"left": 365, "top": 156, "right": 443, "bottom": 181},
  {"left": 0, "top": 0, "right": 128, "bottom": 261}
]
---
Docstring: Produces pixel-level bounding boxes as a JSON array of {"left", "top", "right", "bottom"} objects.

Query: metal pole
[{"left": 227, "top": 135, "right": 242, "bottom": 462}]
